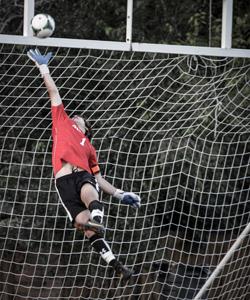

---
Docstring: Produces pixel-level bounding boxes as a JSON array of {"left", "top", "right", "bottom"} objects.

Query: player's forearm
[
  {"left": 95, "top": 173, "right": 141, "bottom": 208},
  {"left": 27, "top": 49, "right": 61, "bottom": 106},
  {"left": 43, "top": 73, "right": 62, "bottom": 106},
  {"left": 95, "top": 173, "right": 116, "bottom": 195}
]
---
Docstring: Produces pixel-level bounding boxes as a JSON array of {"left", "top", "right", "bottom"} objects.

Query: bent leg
[
  {"left": 76, "top": 183, "right": 133, "bottom": 280},
  {"left": 74, "top": 211, "right": 116, "bottom": 266}
]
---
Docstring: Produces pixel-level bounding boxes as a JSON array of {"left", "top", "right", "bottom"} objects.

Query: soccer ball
[{"left": 31, "top": 14, "right": 55, "bottom": 38}]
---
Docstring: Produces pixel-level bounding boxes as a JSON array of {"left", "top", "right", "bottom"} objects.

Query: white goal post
[{"left": 194, "top": 222, "right": 250, "bottom": 300}]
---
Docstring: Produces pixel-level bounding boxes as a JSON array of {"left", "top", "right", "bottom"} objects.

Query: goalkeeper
[{"left": 27, "top": 49, "right": 141, "bottom": 281}]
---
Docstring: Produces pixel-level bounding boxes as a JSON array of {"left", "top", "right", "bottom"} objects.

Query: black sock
[
  {"left": 89, "top": 200, "right": 104, "bottom": 223},
  {"left": 89, "top": 234, "right": 115, "bottom": 264}
]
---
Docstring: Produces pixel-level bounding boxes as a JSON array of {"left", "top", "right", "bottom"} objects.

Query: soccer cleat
[
  {"left": 112, "top": 260, "right": 133, "bottom": 281},
  {"left": 81, "top": 220, "right": 105, "bottom": 235}
]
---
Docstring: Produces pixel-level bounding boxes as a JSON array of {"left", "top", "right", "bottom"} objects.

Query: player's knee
[
  {"left": 89, "top": 200, "right": 104, "bottom": 224},
  {"left": 74, "top": 210, "right": 90, "bottom": 230},
  {"left": 74, "top": 222, "right": 95, "bottom": 238}
]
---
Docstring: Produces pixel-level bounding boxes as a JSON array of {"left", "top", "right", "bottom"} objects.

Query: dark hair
[{"left": 83, "top": 118, "right": 93, "bottom": 141}]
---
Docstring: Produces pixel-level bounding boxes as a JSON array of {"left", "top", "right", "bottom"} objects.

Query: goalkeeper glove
[
  {"left": 113, "top": 189, "right": 141, "bottom": 209},
  {"left": 27, "top": 48, "right": 52, "bottom": 76}
]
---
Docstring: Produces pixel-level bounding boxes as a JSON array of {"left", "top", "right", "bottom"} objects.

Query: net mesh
[{"left": 0, "top": 44, "right": 249, "bottom": 300}]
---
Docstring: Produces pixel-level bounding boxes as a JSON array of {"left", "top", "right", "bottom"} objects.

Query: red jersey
[{"left": 51, "top": 104, "right": 100, "bottom": 176}]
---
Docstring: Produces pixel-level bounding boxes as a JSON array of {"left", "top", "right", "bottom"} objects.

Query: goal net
[{"left": 0, "top": 44, "right": 249, "bottom": 300}]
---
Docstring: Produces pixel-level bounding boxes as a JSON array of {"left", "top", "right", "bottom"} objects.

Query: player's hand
[
  {"left": 114, "top": 189, "right": 141, "bottom": 209},
  {"left": 27, "top": 48, "right": 52, "bottom": 66}
]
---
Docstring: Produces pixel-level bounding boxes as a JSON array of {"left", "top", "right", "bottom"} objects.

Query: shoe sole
[
  {"left": 82, "top": 221, "right": 105, "bottom": 235},
  {"left": 121, "top": 272, "right": 133, "bottom": 281},
  {"left": 116, "top": 269, "right": 133, "bottom": 281}
]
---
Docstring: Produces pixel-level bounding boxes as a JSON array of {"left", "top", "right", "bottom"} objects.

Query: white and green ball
[{"left": 31, "top": 14, "right": 55, "bottom": 38}]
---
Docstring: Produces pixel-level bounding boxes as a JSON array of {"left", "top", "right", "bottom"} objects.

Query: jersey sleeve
[{"left": 51, "top": 103, "right": 69, "bottom": 127}]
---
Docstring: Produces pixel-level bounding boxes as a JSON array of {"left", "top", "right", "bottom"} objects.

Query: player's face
[{"left": 72, "top": 115, "right": 86, "bottom": 134}]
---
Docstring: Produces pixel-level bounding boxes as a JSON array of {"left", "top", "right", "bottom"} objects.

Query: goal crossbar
[{"left": 0, "top": 34, "right": 250, "bottom": 58}]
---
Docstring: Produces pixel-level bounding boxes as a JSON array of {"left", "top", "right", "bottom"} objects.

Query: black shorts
[{"left": 55, "top": 171, "right": 99, "bottom": 223}]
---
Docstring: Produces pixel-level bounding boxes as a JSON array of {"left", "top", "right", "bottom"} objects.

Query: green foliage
[
  {"left": 186, "top": 11, "right": 208, "bottom": 46},
  {"left": 0, "top": 0, "right": 249, "bottom": 48},
  {"left": 233, "top": 13, "right": 250, "bottom": 48}
]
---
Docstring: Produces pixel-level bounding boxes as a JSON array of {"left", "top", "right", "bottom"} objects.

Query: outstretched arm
[
  {"left": 27, "top": 49, "right": 62, "bottom": 106},
  {"left": 43, "top": 73, "right": 62, "bottom": 106},
  {"left": 95, "top": 172, "right": 141, "bottom": 209}
]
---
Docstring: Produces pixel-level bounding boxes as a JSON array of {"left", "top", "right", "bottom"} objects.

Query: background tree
[{"left": 0, "top": 0, "right": 249, "bottom": 48}]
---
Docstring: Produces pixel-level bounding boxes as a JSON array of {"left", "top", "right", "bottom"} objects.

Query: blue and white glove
[
  {"left": 113, "top": 189, "right": 141, "bottom": 209},
  {"left": 27, "top": 48, "right": 52, "bottom": 76}
]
